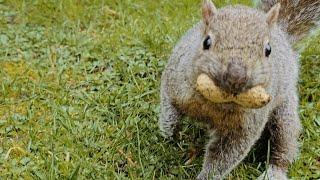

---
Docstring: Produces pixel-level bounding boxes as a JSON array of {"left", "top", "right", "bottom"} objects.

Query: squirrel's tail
[{"left": 257, "top": 0, "right": 320, "bottom": 44}]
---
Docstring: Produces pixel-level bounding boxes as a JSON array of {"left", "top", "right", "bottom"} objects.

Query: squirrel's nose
[{"left": 220, "top": 59, "right": 248, "bottom": 94}]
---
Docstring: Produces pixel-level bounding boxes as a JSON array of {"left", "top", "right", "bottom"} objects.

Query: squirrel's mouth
[{"left": 196, "top": 73, "right": 271, "bottom": 109}]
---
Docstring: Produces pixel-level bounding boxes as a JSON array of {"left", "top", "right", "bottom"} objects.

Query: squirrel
[{"left": 159, "top": 0, "right": 320, "bottom": 179}]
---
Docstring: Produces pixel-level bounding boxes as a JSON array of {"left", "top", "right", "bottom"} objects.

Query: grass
[{"left": 0, "top": 0, "right": 319, "bottom": 179}]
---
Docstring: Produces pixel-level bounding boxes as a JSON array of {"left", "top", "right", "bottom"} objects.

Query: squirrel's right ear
[
  {"left": 202, "top": 0, "right": 217, "bottom": 26},
  {"left": 266, "top": 3, "right": 281, "bottom": 26}
]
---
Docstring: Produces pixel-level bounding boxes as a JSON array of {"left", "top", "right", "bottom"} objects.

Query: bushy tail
[{"left": 257, "top": 0, "right": 320, "bottom": 44}]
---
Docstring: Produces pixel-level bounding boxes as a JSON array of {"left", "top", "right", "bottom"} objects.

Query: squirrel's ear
[
  {"left": 202, "top": 0, "right": 217, "bottom": 25},
  {"left": 266, "top": 3, "right": 281, "bottom": 26}
]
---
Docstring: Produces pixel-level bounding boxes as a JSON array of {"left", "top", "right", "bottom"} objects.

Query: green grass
[{"left": 0, "top": 0, "right": 319, "bottom": 179}]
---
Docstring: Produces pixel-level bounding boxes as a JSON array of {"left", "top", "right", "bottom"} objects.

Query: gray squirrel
[{"left": 159, "top": 0, "right": 320, "bottom": 179}]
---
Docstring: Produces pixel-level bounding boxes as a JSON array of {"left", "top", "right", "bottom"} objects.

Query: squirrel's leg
[
  {"left": 197, "top": 131, "right": 256, "bottom": 180},
  {"left": 159, "top": 83, "right": 181, "bottom": 138},
  {"left": 258, "top": 100, "right": 301, "bottom": 180}
]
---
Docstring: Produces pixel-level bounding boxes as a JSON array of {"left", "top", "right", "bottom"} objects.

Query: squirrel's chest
[{"left": 175, "top": 99, "right": 246, "bottom": 134}]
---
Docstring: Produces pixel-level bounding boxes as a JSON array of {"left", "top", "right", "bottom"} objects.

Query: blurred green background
[{"left": 0, "top": 0, "right": 319, "bottom": 179}]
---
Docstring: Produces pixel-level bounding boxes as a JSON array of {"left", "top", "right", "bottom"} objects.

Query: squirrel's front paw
[
  {"left": 159, "top": 121, "right": 180, "bottom": 139},
  {"left": 196, "top": 168, "right": 219, "bottom": 180},
  {"left": 159, "top": 124, "right": 176, "bottom": 138},
  {"left": 159, "top": 129, "right": 174, "bottom": 138},
  {"left": 258, "top": 165, "right": 288, "bottom": 180},
  {"left": 196, "top": 170, "right": 210, "bottom": 180}
]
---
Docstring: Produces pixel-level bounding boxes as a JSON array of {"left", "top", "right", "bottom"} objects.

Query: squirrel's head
[{"left": 195, "top": 0, "right": 280, "bottom": 95}]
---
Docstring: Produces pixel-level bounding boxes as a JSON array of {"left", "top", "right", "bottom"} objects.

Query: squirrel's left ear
[
  {"left": 266, "top": 3, "right": 281, "bottom": 26},
  {"left": 202, "top": 0, "right": 217, "bottom": 26}
]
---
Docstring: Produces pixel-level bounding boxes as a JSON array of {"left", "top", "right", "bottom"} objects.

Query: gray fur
[{"left": 159, "top": 1, "right": 317, "bottom": 179}]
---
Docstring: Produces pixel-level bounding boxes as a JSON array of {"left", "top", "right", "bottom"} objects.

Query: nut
[{"left": 196, "top": 73, "right": 271, "bottom": 108}]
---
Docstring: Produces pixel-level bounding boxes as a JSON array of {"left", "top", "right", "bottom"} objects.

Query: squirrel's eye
[
  {"left": 203, "top": 36, "right": 212, "bottom": 50},
  {"left": 265, "top": 43, "right": 271, "bottom": 57}
]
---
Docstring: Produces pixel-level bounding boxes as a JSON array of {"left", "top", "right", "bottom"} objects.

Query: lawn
[{"left": 0, "top": 0, "right": 319, "bottom": 179}]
